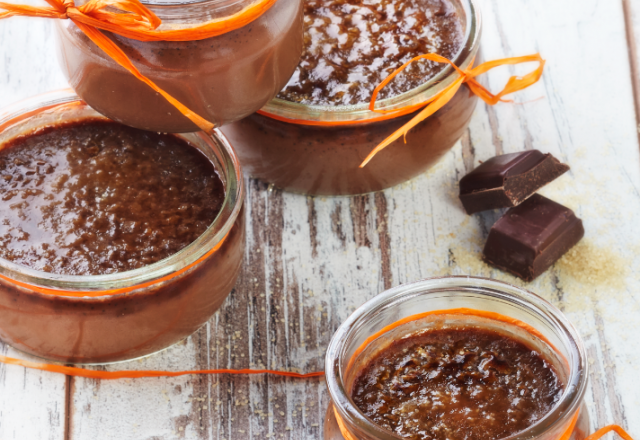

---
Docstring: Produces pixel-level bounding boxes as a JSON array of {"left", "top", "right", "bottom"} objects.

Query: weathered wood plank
[
  {"left": 0, "top": 344, "right": 67, "bottom": 440},
  {"left": 0, "top": 0, "right": 639, "bottom": 439}
]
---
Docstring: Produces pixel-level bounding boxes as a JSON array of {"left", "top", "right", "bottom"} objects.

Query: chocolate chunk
[
  {"left": 483, "top": 194, "right": 584, "bottom": 281},
  {"left": 459, "top": 151, "right": 569, "bottom": 214}
]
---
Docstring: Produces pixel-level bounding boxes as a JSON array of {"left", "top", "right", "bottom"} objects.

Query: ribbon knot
[
  {"left": 68, "top": 0, "right": 161, "bottom": 32},
  {"left": 0, "top": 0, "right": 161, "bottom": 32}
]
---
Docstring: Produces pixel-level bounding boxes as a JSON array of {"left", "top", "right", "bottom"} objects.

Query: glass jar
[
  {"left": 0, "top": 90, "right": 245, "bottom": 364},
  {"left": 221, "top": 0, "right": 481, "bottom": 196},
  {"left": 55, "top": 0, "right": 304, "bottom": 132},
  {"left": 324, "top": 277, "right": 590, "bottom": 440}
]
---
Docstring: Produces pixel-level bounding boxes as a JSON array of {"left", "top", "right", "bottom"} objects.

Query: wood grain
[{"left": 0, "top": 0, "right": 639, "bottom": 439}]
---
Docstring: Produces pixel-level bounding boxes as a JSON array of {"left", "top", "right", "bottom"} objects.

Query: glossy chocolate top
[
  {"left": 278, "top": 0, "right": 464, "bottom": 106},
  {"left": 352, "top": 326, "right": 563, "bottom": 440},
  {"left": 460, "top": 150, "right": 547, "bottom": 194},
  {"left": 0, "top": 120, "right": 224, "bottom": 276}
]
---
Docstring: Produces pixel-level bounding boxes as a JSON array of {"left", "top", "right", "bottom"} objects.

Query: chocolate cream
[
  {"left": 222, "top": 0, "right": 478, "bottom": 195},
  {"left": 352, "top": 326, "right": 563, "bottom": 440},
  {"left": 0, "top": 120, "right": 225, "bottom": 275},
  {"left": 278, "top": 0, "right": 463, "bottom": 105}
]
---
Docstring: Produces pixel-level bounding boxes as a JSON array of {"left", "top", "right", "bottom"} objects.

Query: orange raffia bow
[
  {"left": 0, "top": 0, "right": 278, "bottom": 132},
  {"left": 359, "top": 53, "right": 546, "bottom": 167}
]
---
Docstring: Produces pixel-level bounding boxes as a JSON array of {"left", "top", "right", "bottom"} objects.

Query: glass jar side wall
[
  {"left": 0, "top": 212, "right": 245, "bottom": 364},
  {"left": 222, "top": 85, "right": 478, "bottom": 196}
]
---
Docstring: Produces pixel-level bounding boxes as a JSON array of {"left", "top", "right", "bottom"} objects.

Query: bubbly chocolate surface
[
  {"left": 352, "top": 327, "right": 563, "bottom": 440},
  {"left": 278, "top": 0, "right": 464, "bottom": 106},
  {"left": 0, "top": 120, "right": 224, "bottom": 276}
]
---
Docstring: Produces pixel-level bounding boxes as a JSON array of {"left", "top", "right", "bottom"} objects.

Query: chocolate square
[
  {"left": 459, "top": 150, "right": 569, "bottom": 214},
  {"left": 482, "top": 194, "right": 584, "bottom": 281}
]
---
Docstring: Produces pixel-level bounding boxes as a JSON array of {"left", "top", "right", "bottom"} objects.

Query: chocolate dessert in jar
[
  {"left": 324, "top": 277, "right": 589, "bottom": 440},
  {"left": 55, "top": 0, "right": 304, "bottom": 132},
  {"left": 0, "top": 90, "right": 245, "bottom": 364},
  {"left": 221, "top": 0, "right": 481, "bottom": 196}
]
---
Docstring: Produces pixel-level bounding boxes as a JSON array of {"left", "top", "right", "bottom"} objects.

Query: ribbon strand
[
  {"left": 359, "top": 53, "right": 545, "bottom": 167},
  {"left": 0, "top": 354, "right": 325, "bottom": 380}
]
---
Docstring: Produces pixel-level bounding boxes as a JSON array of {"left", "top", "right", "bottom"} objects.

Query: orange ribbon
[
  {"left": 258, "top": 53, "right": 545, "bottom": 168},
  {"left": 0, "top": 354, "right": 324, "bottom": 379},
  {"left": 0, "top": 0, "right": 278, "bottom": 132},
  {"left": 360, "top": 53, "right": 545, "bottom": 167},
  {"left": 586, "top": 426, "right": 636, "bottom": 440}
]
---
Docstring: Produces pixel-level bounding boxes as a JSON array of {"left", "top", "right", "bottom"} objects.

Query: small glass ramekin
[
  {"left": 55, "top": 0, "right": 304, "bottom": 132},
  {"left": 324, "top": 277, "right": 589, "bottom": 440},
  {"left": 0, "top": 90, "right": 245, "bottom": 364},
  {"left": 221, "top": 0, "right": 481, "bottom": 196}
]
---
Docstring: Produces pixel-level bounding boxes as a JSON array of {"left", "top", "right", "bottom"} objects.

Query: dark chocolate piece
[
  {"left": 483, "top": 194, "right": 584, "bottom": 281},
  {"left": 459, "top": 150, "right": 569, "bottom": 214}
]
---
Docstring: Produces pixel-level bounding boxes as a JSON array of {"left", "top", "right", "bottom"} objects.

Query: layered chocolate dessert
[
  {"left": 352, "top": 326, "right": 563, "bottom": 440},
  {"left": 0, "top": 117, "right": 245, "bottom": 363},
  {"left": 56, "top": 0, "right": 304, "bottom": 132},
  {"left": 222, "top": 0, "right": 479, "bottom": 195}
]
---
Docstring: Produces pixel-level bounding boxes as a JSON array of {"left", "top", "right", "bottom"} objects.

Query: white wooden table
[{"left": 1, "top": 0, "right": 640, "bottom": 438}]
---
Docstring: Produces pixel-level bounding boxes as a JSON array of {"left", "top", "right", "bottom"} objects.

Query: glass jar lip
[
  {"left": 325, "top": 276, "right": 588, "bottom": 440},
  {"left": 72, "top": 0, "right": 256, "bottom": 24},
  {"left": 140, "top": 0, "right": 242, "bottom": 7},
  {"left": 0, "top": 89, "right": 245, "bottom": 296},
  {"left": 260, "top": 0, "right": 482, "bottom": 123},
  {"left": 137, "top": 0, "right": 262, "bottom": 24}
]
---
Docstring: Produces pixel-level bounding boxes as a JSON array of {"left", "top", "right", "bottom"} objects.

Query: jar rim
[
  {"left": 0, "top": 89, "right": 245, "bottom": 296},
  {"left": 73, "top": 0, "right": 261, "bottom": 25},
  {"left": 260, "top": 0, "right": 482, "bottom": 124},
  {"left": 141, "top": 0, "right": 266, "bottom": 26},
  {"left": 140, "top": 0, "right": 242, "bottom": 7},
  {"left": 325, "top": 276, "right": 588, "bottom": 440}
]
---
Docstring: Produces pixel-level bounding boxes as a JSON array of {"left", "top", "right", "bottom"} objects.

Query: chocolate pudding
[
  {"left": 352, "top": 326, "right": 563, "bottom": 440},
  {"left": 223, "top": 86, "right": 475, "bottom": 195},
  {"left": 0, "top": 120, "right": 224, "bottom": 275},
  {"left": 55, "top": 0, "right": 304, "bottom": 132},
  {"left": 279, "top": 0, "right": 463, "bottom": 105},
  {"left": 221, "top": 0, "right": 480, "bottom": 195},
  {"left": 0, "top": 100, "right": 245, "bottom": 363}
]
